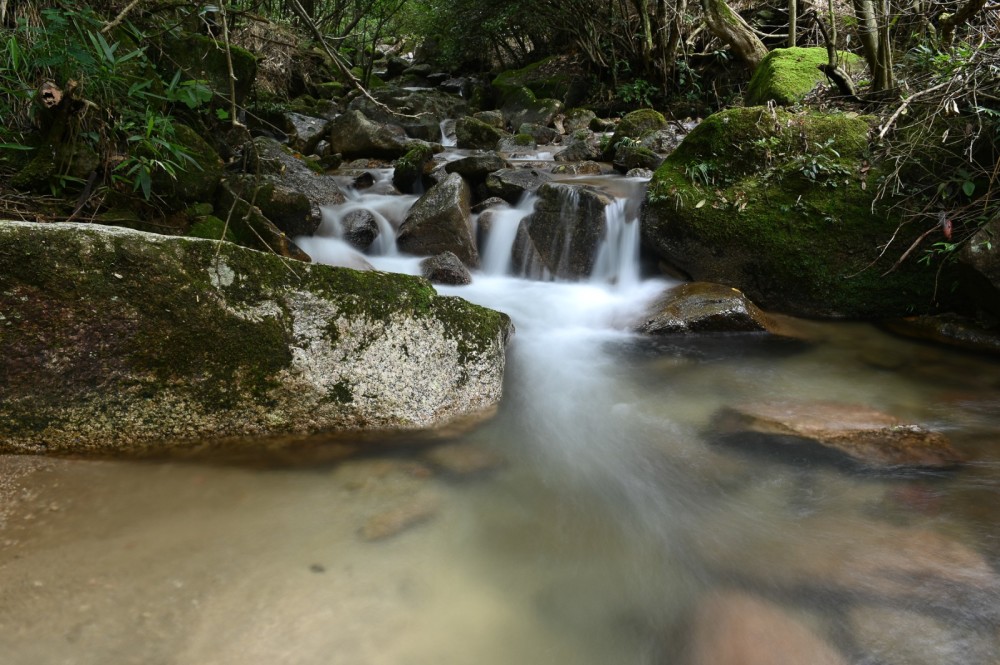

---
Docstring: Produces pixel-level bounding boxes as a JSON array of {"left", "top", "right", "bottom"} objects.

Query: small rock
[
  {"left": 420, "top": 251, "right": 472, "bottom": 285},
  {"left": 471, "top": 197, "right": 509, "bottom": 214},
  {"left": 352, "top": 172, "right": 376, "bottom": 190},
  {"left": 341, "top": 209, "right": 379, "bottom": 251}
]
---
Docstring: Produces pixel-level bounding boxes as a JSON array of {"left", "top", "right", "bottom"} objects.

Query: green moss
[
  {"left": 189, "top": 215, "right": 236, "bottom": 242},
  {"left": 153, "top": 123, "right": 223, "bottom": 209},
  {"left": 392, "top": 144, "right": 434, "bottom": 193},
  {"left": 159, "top": 32, "right": 257, "bottom": 104},
  {"left": 747, "top": 47, "right": 865, "bottom": 106},
  {"left": 643, "top": 107, "right": 960, "bottom": 318},
  {"left": 492, "top": 56, "right": 572, "bottom": 104},
  {"left": 608, "top": 108, "right": 669, "bottom": 154}
]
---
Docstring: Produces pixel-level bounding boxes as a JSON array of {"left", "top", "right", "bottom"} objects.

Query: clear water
[{"left": 2, "top": 150, "right": 999, "bottom": 665}]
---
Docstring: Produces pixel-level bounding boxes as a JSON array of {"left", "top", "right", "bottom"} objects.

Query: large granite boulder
[
  {"left": 642, "top": 107, "right": 962, "bottom": 318},
  {"left": 521, "top": 182, "right": 613, "bottom": 279},
  {"left": 0, "top": 222, "right": 512, "bottom": 453},
  {"left": 397, "top": 173, "right": 478, "bottom": 266},
  {"left": 455, "top": 116, "right": 507, "bottom": 150},
  {"left": 712, "top": 400, "right": 965, "bottom": 469}
]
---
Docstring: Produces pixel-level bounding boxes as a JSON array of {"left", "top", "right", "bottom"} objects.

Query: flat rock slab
[{"left": 713, "top": 400, "right": 964, "bottom": 469}]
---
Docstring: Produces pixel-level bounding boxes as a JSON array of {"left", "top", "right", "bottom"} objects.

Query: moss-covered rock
[
  {"left": 188, "top": 215, "right": 237, "bottom": 242},
  {"left": 392, "top": 143, "right": 435, "bottom": 194},
  {"left": 747, "top": 47, "right": 865, "bottom": 106},
  {"left": 642, "top": 107, "right": 961, "bottom": 318},
  {"left": 455, "top": 116, "right": 507, "bottom": 150},
  {"left": 609, "top": 108, "right": 669, "bottom": 146},
  {"left": 491, "top": 56, "right": 585, "bottom": 106},
  {"left": 0, "top": 221, "right": 512, "bottom": 454}
]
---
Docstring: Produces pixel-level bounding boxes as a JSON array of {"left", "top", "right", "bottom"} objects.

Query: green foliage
[
  {"left": 0, "top": 2, "right": 212, "bottom": 200},
  {"left": 615, "top": 79, "right": 656, "bottom": 107}
]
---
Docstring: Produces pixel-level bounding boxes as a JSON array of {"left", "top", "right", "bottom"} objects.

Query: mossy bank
[
  {"left": 0, "top": 222, "right": 513, "bottom": 454},
  {"left": 642, "top": 107, "right": 961, "bottom": 318}
]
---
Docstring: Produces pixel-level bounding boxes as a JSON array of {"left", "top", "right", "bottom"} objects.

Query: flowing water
[{"left": 2, "top": 146, "right": 999, "bottom": 664}]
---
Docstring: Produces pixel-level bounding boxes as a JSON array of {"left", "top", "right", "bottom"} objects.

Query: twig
[
  {"left": 285, "top": 0, "right": 418, "bottom": 119},
  {"left": 101, "top": 0, "right": 144, "bottom": 34},
  {"left": 217, "top": 1, "right": 241, "bottom": 127}
]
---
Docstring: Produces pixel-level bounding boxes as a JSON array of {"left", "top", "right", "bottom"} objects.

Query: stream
[{"left": 1, "top": 144, "right": 999, "bottom": 664}]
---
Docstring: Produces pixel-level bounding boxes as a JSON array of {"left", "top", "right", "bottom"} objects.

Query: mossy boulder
[
  {"left": 392, "top": 143, "right": 436, "bottom": 194},
  {"left": 158, "top": 32, "right": 257, "bottom": 104},
  {"left": 455, "top": 116, "right": 507, "bottom": 150},
  {"left": 609, "top": 108, "right": 669, "bottom": 148},
  {"left": 491, "top": 56, "right": 585, "bottom": 106},
  {"left": 747, "top": 47, "right": 865, "bottom": 106},
  {"left": 0, "top": 221, "right": 512, "bottom": 454},
  {"left": 642, "top": 107, "right": 961, "bottom": 318},
  {"left": 349, "top": 86, "right": 467, "bottom": 141}
]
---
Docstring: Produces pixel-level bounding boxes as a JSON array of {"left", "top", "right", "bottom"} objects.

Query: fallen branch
[
  {"left": 101, "top": 0, "right": 143, "bottom": 34},
  {"left": 876, "top": 79, "right": 951, "bottom": 140}
]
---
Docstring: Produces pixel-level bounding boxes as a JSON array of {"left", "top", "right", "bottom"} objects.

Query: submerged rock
[
  {"left": 712, "top": 400, "right": 964, "bottom": 469},
  {"left": 849, "top": 606, "right": 999, "bottom": 665},
  {"left": 637, "top": 282, "right": 773, "bottom": 334},
  {"left": 397, "top": 173, "right": 478, "bottom": 266},
  {"left": 0, "top": 222, "right": 512, "bottom": 454},
  {"left": 884, "top": 314, "right": 1000, "bottom": 356},
  {"left": 688, "top": 591, "right": 847, "bottom": 665},
  {"left": 359, "top": 493, "right": 439, "bottom": 541},
  {"left": 423, "top": 442, "right": 505, "bottom": 476}
]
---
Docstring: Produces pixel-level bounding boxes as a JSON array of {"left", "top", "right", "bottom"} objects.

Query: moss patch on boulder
[
  {"left": 746, "top": 47, "right": 865, "bottom": 106},
  {"left": 642, "top": 106, "right": 961, "bottom": 318}
]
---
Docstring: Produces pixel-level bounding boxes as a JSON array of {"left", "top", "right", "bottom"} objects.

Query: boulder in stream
[
  {"left": 712, "top": 400, "right": 965, "bottom": 469},
  {"left": 397, "top": 173, "right": 478, "bottom": 266},
  {"left": 0, "top": 221, "right": 512, "bottom": 454},
  {"left": 521, "top": 182, "right": 613, "bottom": 279},
  {"left": 325, "top": 110, "right": 417, "bottom": 159},
  {"left": 637, "top": 282, "right": 774, "bottom": 334},
  {"left": 455, "top": 116, "right": 508, "bottom": 150},
  {"left": 485, "top": 168, "right": 551, "bottom": 204},
  {"left": 420, "top": 251, "right": 472, "bottom": 285}
]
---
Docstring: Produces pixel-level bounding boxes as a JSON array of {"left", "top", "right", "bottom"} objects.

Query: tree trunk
[
  {"left": 788, "top": 0, "right": 797, "bottom": 47},
  {"left": 700, "top": 0, "right": 768, "bottom": 70},
  {"left": 939, "top": 0, "right": 988, "bottom": 45},
  {"left": 852, "top": 0, "right": 891, "bottom": 91}
]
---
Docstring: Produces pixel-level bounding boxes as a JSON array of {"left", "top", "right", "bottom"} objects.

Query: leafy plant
[{"left": 616, "top": 78, "right": 656, "bottom": 107}]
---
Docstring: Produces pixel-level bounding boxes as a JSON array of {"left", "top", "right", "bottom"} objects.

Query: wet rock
[
  {"left": 608, "top": 108, "right": 669, "bottom": 148},
  {"left": 522, "top": 182, "right": 613, "bottom": 279},
  {"left": 341, "top": 209, "right": 379, "bottom": 251},
  {"left": 519, "top": 122, "right": 558, "bottom": 145},
  {"left": 423, "top": 443, "right": 505, "bottom": 476},
  {"left": 637, "top": 282, "right": 774, "bottom": 335},
  {"left": 883, "top": 314, "right": 1000, "bottom": 357},
  {"left": 552, "top": 161, "right": 603, "bottom": 176},
  {"left": 960, "top": 216, "right": 1000, "bottom": 316},
  {"left": 499, "top": 87, "right": 563, "bottom": 129},
  {"left": 590, "top": 116, "right": 616, "bottom": 132},
  {"left": 497, "top": 133, "right": 536, "bottom": 152},
  {"left": 445, "top": 153, "right": 511, "bottom": 186},
  {"left": 233, "top": 136, "right": 347, "bottom": 236},
  {"left": 217, "top": 181, "right": 312, "bottom": 260},
  {"left": 688, "top": 591, "right": 847, "bottom": 665},
  {"left": 455, "top": 116, "right": 507, "bottom": 150},
  {"left": 471, "top": 197, "right": 509, "bottom": 215},
  {"left": 712, "top": 400, "right": 965, "bottom": 469},
  {"left": 281, "top": 112, "right": 328, "bottom": 154},
  {"left": 626, "top": 168, "right": 653, "bottom": 178},
  {"left": 554, "top": 130, "right": 602, "bottom": 162},
  {"left": 612, "top": 143, "right": 663, "bottom": 173},
  {"left": 348, "top": 86, "right": 467, "bottom": 140},
  {"left": 849, "top": 606, "right": 999, "bottom": 665},
  {"left": 392, "top": 144, "right": 435, "bottom": 194},
  {"left": 397, "top": 173, "right": 478, "bottom": 266},
  {"left": 359, "top": 493, "right": 439, "bottom": 541},
  {"left": 0, "top": 222, "right": 512, "bottom": 453},
  {"left": 325, "top": 110, "right": 416, "bottom": 159},
  {"left": 485, "top": 168, "right": 551, "bottom": 204},
  {"left": 439, "top": 77, "right": 467, "bottom": 94},
  {"left": 472, "top": 110, "right": 505, "bottom": 128},
  {"left": 351, "top": 172, "right": 376, "bottom": 190},
  {"left": 420, "top": 251, "right": 472, "bottom": 285},
  {"left": 563, "top": 108, "right": 597, "bottom": 133}
]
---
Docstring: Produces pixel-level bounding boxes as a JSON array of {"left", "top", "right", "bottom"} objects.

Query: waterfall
[{"left": 590, "top": 197, "right": 641, "bottom": 288}]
